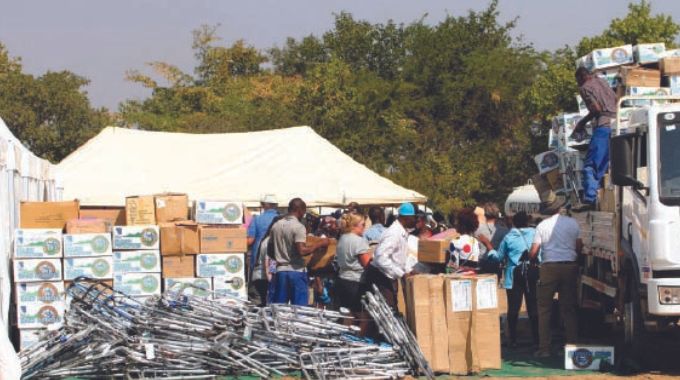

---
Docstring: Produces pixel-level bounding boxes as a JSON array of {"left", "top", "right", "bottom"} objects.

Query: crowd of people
[{"left": 246, "top": 194, "right": 582, "bottom": 357}]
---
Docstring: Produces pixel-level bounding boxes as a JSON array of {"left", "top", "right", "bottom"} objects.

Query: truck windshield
[{"left": 658, "top": 112, "right": 680, "bottom": 205}]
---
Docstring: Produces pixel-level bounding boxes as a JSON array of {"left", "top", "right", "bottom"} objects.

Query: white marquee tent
[
  {"left": 0, "top": 117, "right": 60, "bottom": 377},
  {"left": 57, "top": 126, "right": 426, "bottom": 207}
]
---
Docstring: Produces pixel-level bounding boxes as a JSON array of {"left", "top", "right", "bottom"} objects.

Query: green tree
[{"left": 0, "top": 42, "right": 110, "bottom": 162}]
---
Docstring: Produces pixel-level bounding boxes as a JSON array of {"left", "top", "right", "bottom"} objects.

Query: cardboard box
[
  {"left": 576, "top": 44, "right": 633, "bottom": 71},
  {"left": 113, "top": 250, "right": 161, "bottom": 273},
  {"left": 663, "top": 49, "right": 680, "bottom": 59},
  {"left": 13, "top": 259, "right": 62, "bottom": 282},
  {"left": 20, "top": 200, "right": 79, "bottom": 229},
  {"left": 199, "top": 226, "right": 247, "bottom": 253},
  {"left": 196, "top": 253, "right": 245, "bottom": 278},
  {"left": 164, "top": 277, "right": 212, "bottom": 297},
  {"left": 213, "top": 274, "right": 247, "bottom": 300},
  {"left": 162, "top": 256, "right": 195, "bottom": 277},
  {"left": 113, "top": 225, "right": 160, "bottom": 250},
  {"left": 20, "top": 329, "right": 46, "bottom": 350},
  {"left": 125, "top": 195, "right": 156, "bottom": 225},
  {"left": 534, "top": 151, "right": 560, "bottom": 175},
  {"left": 66, "top": 218, "right": 110, "bottom": 234},
  {"left": 63, "top": 233, "right": 112, "bottom": 257},
  {"left": 667, "top": 75, "right": 680, "bottom": 90},
  {"left": 624, "top": 86, "right": 672, "bottom": 97},
  {"left": 159, "top": 222, "right": 200, "bottom": 255},
  {"left": 14, "top": 229, "right": 63, "bottom": 258},
  {"left": 15, "top": 282, "right": 65, "bottom": 305},
  {"left": 16, "top": 301, "right": 65, "bottom": 329},
  {"left": 634, "top": 43, "right": 665, "bottom": 64},
  {"left": 445, "top": 275, "right": 474, "bottom": 375},
  {"left": 154, "top": 193, "right": 189, "bottom": 223},
  {"left": 113, "top": 273, "right": 161, "bottom": 296},
  {"left": 474, "top": 276, "right": 501, "bottom": 371},
  {"left": 63, "top": 256, "right": 113, "bottom": 280},
  {"left": 79, "top": 207, "right": 125, "bottom": 227},
  {"left": 418, "top": 239, "right": 451, "bottom": 264},
  {"left": 193, "top": 200, "right": 243, "bottom": 225},
  {"left": 302, "top": 236, "right": 337, "bottom": 271},
  {"left": 661, "top": 57, "right": 680, "bottom": 75},
  {"left": 620, "top": 67, "right": 660, "bottom": 87},
  {"left": 564, "top": 344, "right": 614, "bottom": 370}
]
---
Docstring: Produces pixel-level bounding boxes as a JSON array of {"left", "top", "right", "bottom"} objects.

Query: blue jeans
[
  {"left": 272, "top": 271, "right": 309, "bottom": 306},
  {"left": 582, "top": 126, "right": 611, "bottom": 203}
]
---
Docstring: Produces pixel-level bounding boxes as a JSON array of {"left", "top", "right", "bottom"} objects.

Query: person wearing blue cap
[{"left": 364, "top": 202, "right": 417, "bottom": 309}]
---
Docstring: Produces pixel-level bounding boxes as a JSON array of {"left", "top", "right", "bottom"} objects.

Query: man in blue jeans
[
  {"left": 269, "top": 198, "right": 331, "bottom": 305},
  {"left": 573, "top": 67, "right": 617, "bottom": 211}
]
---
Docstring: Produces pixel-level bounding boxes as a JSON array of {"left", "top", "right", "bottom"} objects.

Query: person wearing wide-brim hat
[{"left": 528, "top": 192, "right": 583, "bottom": 357}]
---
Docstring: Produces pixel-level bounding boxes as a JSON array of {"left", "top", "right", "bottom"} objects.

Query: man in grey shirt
[
  {"left": 270, "top": 198, "right": 330, "bottom": 305},
  {"left": 573, "top": 67, "right": 618, "bottom": 210},
  {"left": 476, "top": 202, "right": 509, "bottom": 275}
]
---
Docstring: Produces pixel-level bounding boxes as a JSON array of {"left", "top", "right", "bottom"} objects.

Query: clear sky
[{"left": 1, "top": 0, "right": 679, "bottom": 110}]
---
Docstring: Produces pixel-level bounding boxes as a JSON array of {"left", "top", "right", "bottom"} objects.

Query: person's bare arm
[
  {"left": 296, "top": 239, "right": 331, "bottom": 256},
  {"left": 477, "top": 234, "right": 493, "bottom": 251},
  {"left": 247, "top": 237, "right": 255, "bottom": 246},
  {"left": 529, "top": 243, "right": 540, "bottom": 260},
  {"left": 358, "top": 252, "right": 372, "bottom": 268}
]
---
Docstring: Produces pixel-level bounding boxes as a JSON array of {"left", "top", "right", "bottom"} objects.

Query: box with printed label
[
  {"left": 20, "top": 200, "right": 79, "bottom": 229},
  {"left": 196, "top": 253, "right": 245, "bottom": 278},
  {"left": 193, "top": 201, "right": 243, "bottom": 225},
  {"left": 13, "top": 259, "right": 62, "bottom": 282},
  {"left": 667, "top": 75, "right": 680, "bottom": 90},
  {"left": 164, "top": 277, "right": 212, "bottom": 297},
  {"left": 63, "top": 256, "right": 113, "bottom": 280},
  {"left": 14, "top": 229, "right": 63, "bottom": 258},
  {"left": 534, "top": 151, "right": 560, "bottom": 175},
  {"left": 20, "top": 329, "right": 46, "bottom": 350},
  {"left": 564, "top": 344, "right": 614, "bottom": 370},
  {"left": 199, "top": 226, "right": 248, "bottom": 253},
  {"left": 125, "top": 195, "right": 156, "bottom": 225},
  {"left": 576, "top": 45, "right": 633, "bottom": 71},
  {"left": 113, "top": 273, "right": 161, "bottom": 296},
  {"left": 213, "top": 274, "right": 247, "bottom": 300},
  {"left": 634, "top": 43, "right": 665, "bottom": 64},
  {"left": 17, "top": 300, "right": 65, "bottom": 329},
  {"left": 113, "top": 225, "right": 160, "bottom": 250},
  {"left": 154, "top": 193, "right": 189, "bottom": 223},
  {"left": 595, "top": 69, "right": 620, "bottom": 89},
  {"left": 624, "top": 86, "right": 672, "bottom": 97},
  {"left": 15, "top": 282, "right": 64, "bottom": 306},
  {"left": 113, "top": 250, "right": 161, "bottom": 273},
  {"left": 63, "top": 233, "right": 112, "bottom": 257}
]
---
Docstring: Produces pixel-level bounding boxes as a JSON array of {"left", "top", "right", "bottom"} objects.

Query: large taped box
[
  {"left": 63, "top": 256, "right": 113, "bottom": 280},
  {"left": 63, "top": 233, "right": 112, "bottom": 257},
  {"left": 193, "top": 200, "right": 244, "bottom": 225},
  {"left": 114, "top": 273, "right": 161, "bottom": 296},
  {"left": 113, "top": 225, "right": 160, "bottom": 250},
  {"left": 13, "top": 259, "right": 62, "bottom": 282},
  {"left": 196, "top": 253, "right": 245, "bottom": 278},
  {"left": 162, "top": 256, "right": 195, "bottom": 277},
  {"left": 154, "top": 193, "right": 189, "bottom": 223},
  {"left": 199, "top": 226, "right": 248, "bottom": 253},
  {"left": 125, "top": 195, "right": 156, "bottom": 225},
  {"left": 14, "top": 229, "right": 63, "bottom": 258},
  {"left": 661, "top": 57, "right": 680, "bottom": 75},
  {"left": 20, "top": 200, "right": 79, "bottom": 229},
  {"left": 79, "top": 207, "right": 125, "bottom": 227},
  {"left": 620, "top": 66, "right": 660, "bottom": 87},
  {"left": 113, "top": 250, "right": 161, "bottom": 273},
  {"left": 418, "top": 239, "right": 451, "bottom": 264},
  {"left": 303, "top": 236, "right": 337, "bottom": 271},
  {"left": 159, "top": 222, "right": 199, "bottom": 255},
  {"left": 66, "top": 218, "right": 110, "bottom": 234}
]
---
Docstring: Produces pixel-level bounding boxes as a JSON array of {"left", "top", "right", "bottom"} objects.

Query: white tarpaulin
[
  {"left": 56, "top": 126, "right": 426, "bottom": 207},
  {"left": 0, "top": 117, "right": 60, "bottom": 378}
]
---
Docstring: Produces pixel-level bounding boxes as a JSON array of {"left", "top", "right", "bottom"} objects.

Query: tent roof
[{"left": 56, "top": 126, "right": 426, "bottom": 207}]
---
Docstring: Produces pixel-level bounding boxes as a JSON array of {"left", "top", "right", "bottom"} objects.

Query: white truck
[{"left": 508, "top": 97, "right": 680, "bottom": 346}]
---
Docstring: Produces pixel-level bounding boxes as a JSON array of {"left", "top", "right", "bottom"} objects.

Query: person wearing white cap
[
  {"left": 247, "top": 194, "right": 279, "bottom": 305},
  {"left": 365, "top": 202, "right": 417, "bottom": 308}
]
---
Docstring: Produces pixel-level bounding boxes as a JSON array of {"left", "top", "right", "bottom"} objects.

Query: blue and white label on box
[
  {"left": 565, "top": 345, "right": 614, "bottom": 370},
  {"left": 213, "top": 274, "right": 247, "bottom": 300},
  {"left": 113, "top": 225, "right": 159, "bottom": 250},
  {"left": 196, "top": 253, "right": 245, "bottom": 278},
  {"left": 64, "top": 233, "right": 112, "bottom": 257},
  {"left": 14, "top": 229, "right": 63, "bottom": 258},
  {"left": 194, "top": 200, "right": 243, "bottom": 224},
  {"left": 113, "top": 250, "right": 161, "bottom": 273}
]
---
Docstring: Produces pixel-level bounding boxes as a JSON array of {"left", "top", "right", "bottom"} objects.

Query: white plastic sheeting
[
  {"left": 0, "top": 117, "right": 60, "bottom": 378},
  {"left": 57, "top": 126, "right": 426, "bottom": 207}
]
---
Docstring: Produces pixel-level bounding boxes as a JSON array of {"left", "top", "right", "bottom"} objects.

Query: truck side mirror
[{"left": 610, "top": 133, "right": 643, "bottom": 188}]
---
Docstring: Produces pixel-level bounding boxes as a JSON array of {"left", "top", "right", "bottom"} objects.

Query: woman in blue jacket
[{"left": 480, "top": 211, "right": 539, "bottom": 347}]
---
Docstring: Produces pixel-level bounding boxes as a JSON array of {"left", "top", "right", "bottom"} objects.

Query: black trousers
[{"left": 506, "top": 265, "right": 539, "bottom": 344}]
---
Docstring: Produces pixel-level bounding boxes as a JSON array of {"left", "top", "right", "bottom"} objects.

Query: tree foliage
[{"left": 0, "top": 43, "right": 110, "bottom": 162}]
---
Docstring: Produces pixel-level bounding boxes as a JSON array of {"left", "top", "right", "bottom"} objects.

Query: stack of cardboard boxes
[{"left": 404, "top": 273, "right": 501, "bottom": 375}]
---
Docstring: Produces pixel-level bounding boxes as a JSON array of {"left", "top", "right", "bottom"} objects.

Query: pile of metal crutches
[{"left": 19, "top": 278, "right": 434, "bottom": 379}]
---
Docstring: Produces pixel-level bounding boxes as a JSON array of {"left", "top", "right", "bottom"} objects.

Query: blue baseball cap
[{"left": 397, "top": 202, "right": 416, "bottom": 216}]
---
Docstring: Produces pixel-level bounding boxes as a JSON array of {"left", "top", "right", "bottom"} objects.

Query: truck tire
[{"left": 623, "top": 272, "right": 643, "bottom": 347}]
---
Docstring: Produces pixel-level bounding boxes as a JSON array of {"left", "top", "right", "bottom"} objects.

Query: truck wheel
[{"left": 623, "top": 273, "right": 643, "bottom": 347}]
